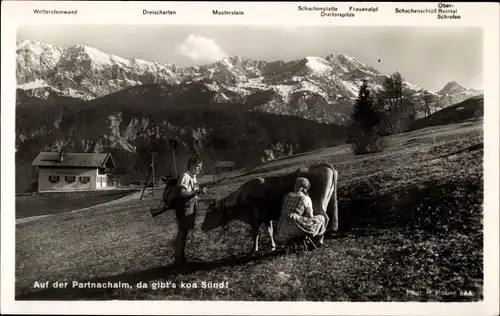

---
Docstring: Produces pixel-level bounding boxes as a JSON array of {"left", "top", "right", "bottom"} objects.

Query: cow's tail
[
  {"left": 309, "top": 162, "right": 337, "bottom": 231},
  {"left": 326, "top": 167, "right": 339, "bottom": 232}
]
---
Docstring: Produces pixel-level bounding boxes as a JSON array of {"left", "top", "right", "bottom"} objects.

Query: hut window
[
  {"left": 79, "top": 176, "right": 91, "bottom": 184},
  {"left": 65, "top": 176, "right": 76, "bottom": 183},
  {"left": 49, "top": 175, "right": 60, "bottom": 183}
]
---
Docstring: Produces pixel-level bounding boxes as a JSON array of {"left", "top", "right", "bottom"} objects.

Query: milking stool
[{"left": 285, "top": 234, "right": 318, "bottom": 255}]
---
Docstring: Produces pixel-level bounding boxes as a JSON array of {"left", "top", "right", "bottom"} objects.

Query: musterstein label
[
  {"left": 143, "top": 9, "right": 176, "bottom": 15},
  {"left": 212, "top": 10, "right": 244, "bottom": 15}
]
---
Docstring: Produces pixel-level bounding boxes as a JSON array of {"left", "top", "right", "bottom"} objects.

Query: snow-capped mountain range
[{"left": 16, "top": 40, "right": 483, "bottom": 124}]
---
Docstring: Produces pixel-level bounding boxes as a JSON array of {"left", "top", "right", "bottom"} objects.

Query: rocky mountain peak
[
  {"left": 17, "top": 39, "right": 54, "bottom": 50},
  {"left": 62, "top": 44, "right": 130, "bottom": 68},
  {"left": 439, "top": 81, "right": 467, "bottom": 94},
  {"left": 17, "top": 40, "right": 65, "bottom": 84},
  {"left": 16, "top": 40, "right": 483, "bottom": 123},
  {"left": 221, "top": 55, "right": 244, "bottom": 63}
]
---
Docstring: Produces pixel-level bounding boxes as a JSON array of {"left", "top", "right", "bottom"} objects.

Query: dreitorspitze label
[{"left": 297, "top": 5, "right": 357, "bottom": 18}]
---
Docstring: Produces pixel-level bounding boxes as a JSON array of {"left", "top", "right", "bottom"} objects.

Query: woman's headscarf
[{"left": 294, "top": 177, "right": 311, "bottom": 193}]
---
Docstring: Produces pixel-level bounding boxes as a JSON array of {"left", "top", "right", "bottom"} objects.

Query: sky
[{"left": 17, "top": 25, "right": 483, "bottom": 92}]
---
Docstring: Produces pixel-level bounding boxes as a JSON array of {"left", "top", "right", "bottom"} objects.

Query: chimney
[{"left": 59, "top": 152, "right": 65, "bottom": 163}]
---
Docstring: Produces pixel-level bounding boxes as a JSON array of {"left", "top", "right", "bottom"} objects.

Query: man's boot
[{"left": 174, "top": 230, "right": 187, "bottom": 269}]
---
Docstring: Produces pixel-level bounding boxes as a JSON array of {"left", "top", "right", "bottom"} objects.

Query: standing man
[{"left": 174, "top": 157, "right": 208, "bottom": 268}]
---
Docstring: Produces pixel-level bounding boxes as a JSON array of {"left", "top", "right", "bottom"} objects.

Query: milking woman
[
  {"left": 174, "top": 157, "right": 208, "bottom": 267},
  {"left": 275, "top": 177, "right": 326, "bottom": 247}
]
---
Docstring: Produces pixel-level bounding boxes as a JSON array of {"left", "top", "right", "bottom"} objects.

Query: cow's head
[{"left": 201, "top": 199, "right": 229, "bottom": 232}]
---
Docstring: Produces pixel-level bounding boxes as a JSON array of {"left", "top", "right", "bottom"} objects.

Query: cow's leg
[
  {"left": 251, "top": 224, "right": 260, "bottom": 253},
  {"left": 250, "top": 205, "right": 263, "bottom": 253},
  {"left": 266, "top": 220, "right": 276, "bottom": 251}
]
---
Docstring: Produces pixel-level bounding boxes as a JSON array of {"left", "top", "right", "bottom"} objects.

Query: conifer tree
[
  {"left": 350, "top": 80, "right": 383, "bottom": 154},
  {"left": 353, "top": 80, "right": 380, "bottom": 131}
]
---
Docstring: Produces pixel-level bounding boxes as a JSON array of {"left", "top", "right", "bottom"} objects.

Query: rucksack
[
  {"left": 162, "top": 177, "right": 181, "bottom": 208},
  {"left": 150, "top": 177, "right": 180, "bottom": 217}
]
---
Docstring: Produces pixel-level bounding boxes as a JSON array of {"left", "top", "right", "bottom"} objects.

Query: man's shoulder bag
[{"left": 150, "top": 177, "right": 181, "bottom": 217}]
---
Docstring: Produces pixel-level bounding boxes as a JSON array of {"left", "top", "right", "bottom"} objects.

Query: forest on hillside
[{"left": 15, "top": 102, "right": 347, "bottom": 193}]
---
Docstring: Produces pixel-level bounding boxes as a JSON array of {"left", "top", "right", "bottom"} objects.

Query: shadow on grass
[
  {"left": 335, "top": 176, "right": 483, "bottom": 237},
  {"left": 16, "top": 250, "right": 286, "bottom": 300}
]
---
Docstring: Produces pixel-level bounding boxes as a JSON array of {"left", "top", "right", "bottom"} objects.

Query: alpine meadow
[{"left": 14, "top": 25, "right": 485, "bottom": 302}]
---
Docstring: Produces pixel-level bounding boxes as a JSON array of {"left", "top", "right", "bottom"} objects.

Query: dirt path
[{"left": 15, "top": 190, "right": 143, "bottom": 225}]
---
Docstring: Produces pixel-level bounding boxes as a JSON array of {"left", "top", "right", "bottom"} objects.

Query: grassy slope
[
  {"left": 16, "top": 190, "right": 139, "bottom": 219},
  {"left": 15, "top": 119, "right": 484, "bottom": 302},
  {"left": 407, "top": 95, "right": 483, "bottom": 132}
]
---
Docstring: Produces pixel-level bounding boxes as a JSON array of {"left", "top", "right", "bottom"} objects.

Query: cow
[{"left": 200, "top": 162, "right": 338, "bottom": 253}]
